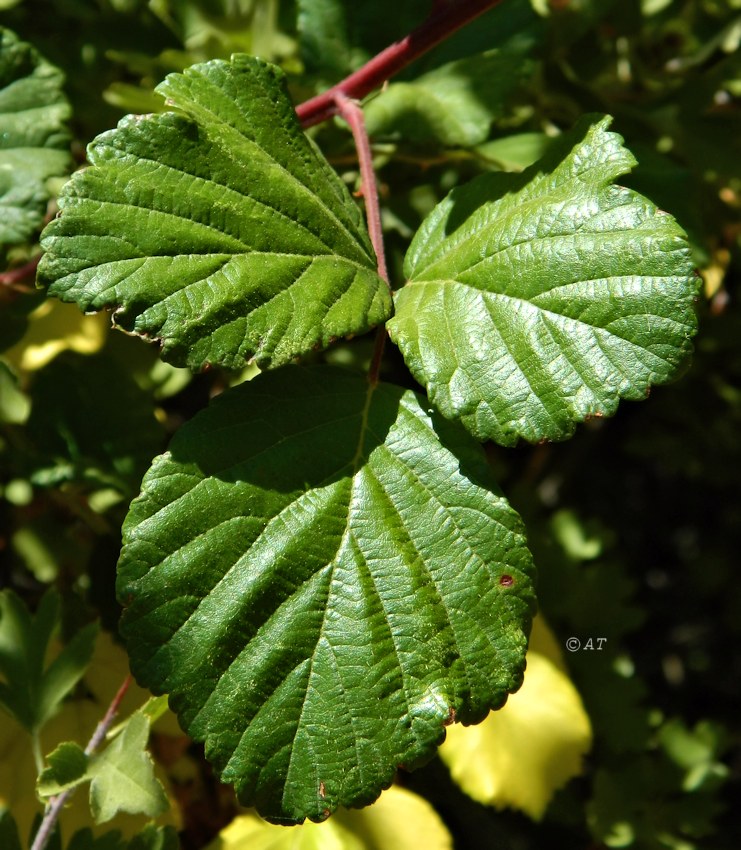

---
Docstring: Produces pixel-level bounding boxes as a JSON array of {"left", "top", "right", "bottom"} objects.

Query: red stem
[
  {"left": 296, "top": 0, "right": 505, "bottom": 128},
  {"left": 0, "top": 256, "right": 40, "bottom": 291},
  {"left": 332, "top": 93, "right": 388, "bottom": 282},
  {"left": 332, "top": 93, "right": 390, "bottom": 386}
]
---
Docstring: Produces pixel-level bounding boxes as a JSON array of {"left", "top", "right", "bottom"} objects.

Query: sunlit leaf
[
  {"left": 388, "top": 115, "right": 698, "bottom": 446},
  {"left": 89, "top": 713, "right": 169, "bottom": 824},
  {"left": 439, "top": 618, "right": 592, "bottom": 819},
  {"left": 0, "top": 629, "right": 181, "bottom": 842},
  {"left": 0, "top": 27, "right": 71, "bottom": 247},
  {"left": 206, "top": 785, "right": 451, "bottom": 850},
  {"left": 117, "top": 364, "right": 535, "bottom": 823},
  {"left": 37, "top": 741, "right": 90, "bottom": 799},
  {"left": 3, "top": 299, "right": 107, "bottom": 373},
  {"left": 38, "top": 55, "right": 391, "bottom": 371}
]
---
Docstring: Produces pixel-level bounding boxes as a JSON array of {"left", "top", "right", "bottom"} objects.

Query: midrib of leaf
[
  {"left": 363, "top": 460, "right": 471, "bottom": 685},
  {"left": 94, "top": 761, "right": 160, "bottom": 802},
  {"left": 351, "top": 378, "right": 377, "bottom": 471},
  {"left": 251, "top": 378, "right": 381, "bottom": 796}
]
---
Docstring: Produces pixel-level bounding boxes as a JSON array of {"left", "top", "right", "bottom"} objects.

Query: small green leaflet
[
  {"left": 0, "top": 28, "right": 71, "bottom": 247},
  {"left": 38, "top": 56, "right": 392, "bottom": 371},
  {"left": 387, "top": 115, "right": 698, "bottom": 446},
  {"left": 37, "top": 716, "right": 170, "bottom": 825},
  {"left": 117, "top": 365, "right": 535, "bottom": 824},
  {"left": 89, "top": 713, "right": 169, "bottom": 823},
  {"left": 37, "top": 741, "right": 90, "bottom": 797}
]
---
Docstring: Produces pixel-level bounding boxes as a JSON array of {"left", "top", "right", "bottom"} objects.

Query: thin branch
[
  {"left": 30, "top": 675, "right": 133, "bottom": 850},
  {"left": 296, "top": 0, "right": 505, "bottom": 128},
  {"left": 332, "top": 93, "right": 388, "bottom": 282},
  {"left": 85, "top": 674, "right": 133, "bottom": 755},
  {"left": 0, "top": 256, "right": 40, "bottom": 292},
  {"left": 332, "top": 93, "right": 390, "bottom": 386}
]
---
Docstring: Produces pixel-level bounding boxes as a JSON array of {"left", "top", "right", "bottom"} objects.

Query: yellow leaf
[
  {"left": 207, "top": 785, "right": 452, "bottom": 850},
  {"left": 438, "top": 617, "right": 592, "bottom": 819},
  {"left": 4, "top": 299, "right": 107, "bottom": 372}
]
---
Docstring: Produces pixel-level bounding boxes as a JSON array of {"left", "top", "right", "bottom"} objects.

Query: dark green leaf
[
  {"left": 89, "top": 713, "right": 169, "bottom": 824},
  {"left": 127, "top": 825, "right": 180, "bottom": 850},
  {"left": 117, "top": 364, "right": 535, "bottom": 824},
  {"left": 298, "top": 0, "right": 430, "bottom": 81},
  {"left": 0, "top": 809, "right": 22, "bottom": 850},
  {"left": 0, "top": 291, "right": 44, "bottom": 353},
  {"left": 0, "top": 27, "right": 71, "bottom": 246},
  {"left": 68, "top": 829, "right": 125, "bottom": 850},
  {"left": 38, "top": 620, "right": 99, "bottom": 731},
  {"left": 38, "top": 55, "right": 392, "bottom": 371},
  {"left": 25, "top": 352, "right": 164, "bottom": 493},
  {"left": 364, "top": 49, "right": 533, "bottom": 148},
  {"left": 388, "top": 116, "right": 698, "bottom": 446},
  {"left": 37, "top": 740, "right": 90, "bottom": 798},
  {"left": 67, "top": 826, "right": 179, "bottom": 850}
]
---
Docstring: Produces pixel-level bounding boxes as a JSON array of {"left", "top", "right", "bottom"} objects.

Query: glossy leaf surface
[
  {"left": 117, "top": 365, "right": 535, "bottom": 823},
  {"left": 388, "top": 116, "right": 698, "bottom": 446},
  {"left": 0, "top": 28, "right": 71, "bottom": 247},
  {"left": 38, "top": 56, "right": 391, "bottom": 371}
]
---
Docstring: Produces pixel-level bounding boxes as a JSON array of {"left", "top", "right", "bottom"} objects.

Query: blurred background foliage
[{"left": 0, "top": 0, "right": 739, "bottom": 848}]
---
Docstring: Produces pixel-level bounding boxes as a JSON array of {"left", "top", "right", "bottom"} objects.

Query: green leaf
[
  {"left": 0, "top": 809, "right": 22, "bottom": 850},
  {"left": 25, "top": 352, "right": 164, "bottom": 494},
  {"left": 364, "top": 49, "right": 532, "bottom": 148},
  {"left": 126, "top": 825, "right": 180, "bottom": 850},
  {"left": 68, "top": 829, "right": 126, "bottom": 850},
  {"left": 88, "top": 713, "right": 169, "bottom": 824},
  {"left": 37, "top": 741, "right": 90, "bottom": 799},
  {"left": 0, "top": 28, "right": 71, "bottom": 247},
  {"left": 298, "top": 0, "right": 430, "bottom": 81},
  {"left": 0, "top": 589, "right": 98, "bottom": 732},
  {"left": 387, "top": 115, "right": 698, "bottom": 446},
  {"left": 38, "top": 55, "right": 392, "bottom": 371},
  {"left": 0, "top": 291, "right": 44, "bottom": 354},
  {"left": 0, "top": 360, "right": 30, "bottom": 424},
  {"left": 116, "top": 364, "right": 535, "bottom": 824}
]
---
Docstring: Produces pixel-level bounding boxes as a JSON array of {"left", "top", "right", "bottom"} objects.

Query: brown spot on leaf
[
  {"left": 499, "top": 574, "right": 514, "bottom": 587},
  {"left": 319, "top": 781, "right": 326, "bottom": 799},
  {"left": 444, "top": 706, "right": 457, "bottom": 726}
]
